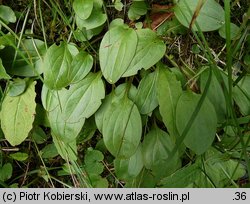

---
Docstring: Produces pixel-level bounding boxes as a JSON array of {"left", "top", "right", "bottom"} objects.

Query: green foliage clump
[{"left": 0, "top": 0, "right": 249, "bottom": 188}]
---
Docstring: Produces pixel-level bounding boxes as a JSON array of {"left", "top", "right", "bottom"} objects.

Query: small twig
[
  {"left": 21, "top": 162, "right": 30, "bottom": 187},
  {"left": 0, "top": 148, "right": 20, "bottom": 152}
]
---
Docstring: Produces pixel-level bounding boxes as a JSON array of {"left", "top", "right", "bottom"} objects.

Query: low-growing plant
[{"left": 0, "top": 0, "right": 249, "bottom": 187}]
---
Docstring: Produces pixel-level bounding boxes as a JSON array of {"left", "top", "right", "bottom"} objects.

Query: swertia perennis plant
[{"left": 0, "top": 0, "right": 249, "bottom": 187}]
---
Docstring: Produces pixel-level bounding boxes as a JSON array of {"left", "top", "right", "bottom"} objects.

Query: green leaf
[
  {"left": 159, "top": 164, "right": 200, "bottom": 187},
  {"left": 115, "top": 83, "right": 138, "bottom": 102},
  {"left": 0, "top": 39, "right": 46, "bottom": 77},
  {"left": 43, "top": 42, "right": 72, "bottom": 89},
  {"left": 0, "top": 163, "right": 12, "bottom": 182},
  {"left": 174, "top": 0, "right": 225, "bottom": 32},
  {"left": 84, "top": 148, "right": 104, "bottom": 175},
  {"left": 114, "top": 145, "right": 143, "bottom": 180},
  {"left": 114, "top": 0, "right": 123, "bottom": 11},
  {"left": 142, "top": 126, "right": 180, "bottom": 178},
  {"left": 0, "top": 33, "right": 15, "bottom": 47},
  {"left": 42, "top": 72, "right": 105, "bottom": 141},
  {"left": 176, "top": 91, "right": 217, "bottom": 155},
  {"left": 77, "top": 117, "right": 97, "bottom": 143},
  {"left": 76, "top": 7, "right": 107, "bottom": 30},
  {"left": 42, "top": 87, "right": 86, "bottom": 142},
  {"left": 99, "top": 26, "right": 138, "bottom": 83},
  {"left": 70, "top": 51, "right": 93, "bottom": 83},
  {"left": 61, "top": 72, "right": 105, "bottom": 121},
  {"left": 49, "top": 104, "right": 86, "bottom": 142},
  {"left": 95, "top": 83, "right": 138, "bottom": 133},
  {"left": 0, "top": 58, "right": 10, "bottom": 79},
  {"left": 0, "top": 5, "right": 16, "bottom": 24},
  {"left": 233, "top": 75, "right": 250, "bottom": 116},
  {"left": 200, "top": 68, "right": 227, "bottom": 123},
  {"left": 10, "top": 152, "right": 28, "bottom": 161},
  {"left": 31, "top": 127, "right": 48, "bottom": 144},
  {"left": 109, "top": 18, "right": 124, "bottom": 29},
  {"left": 123, "top": 29, "right": 166, "bottom": 77},
  {"left": 1, "top": 81, "right": 36, "bottom": 146},
  {"left": 219, "top": 23, "right": 240, "bottom": 40},
  {"left": 100, "top": 91, "right": 142, "bottom": 158},
  {"left": 135, "top": 71, "right": 158, "bottom": 114},
  {"left": 157, "top": 66, "right": 182, "bottom": 138},
  {"left": 73, "top": 0, "right": 93, "bottom": 20},
  {"left": 8, "top": 78, "right": 27, "bottom": 97},
  {"left": 100, "top": 27, "right": 165, "bottom": 81},
  {"left": 128, "top": 1, "right": 147, "bottom": 21},
  {"left": 40, "top": 144, "right": 59, "bottom": 159}
]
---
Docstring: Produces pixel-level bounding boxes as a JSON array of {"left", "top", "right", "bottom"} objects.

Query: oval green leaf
[
  {"left": 50, "top": 105, "right": 86, "bottom": 142},
  {"left": 135, "top": 71, "right": 158, "bottom": 114},
  {"left": 8, "top": 78, "right": 27, "bottom": 97},
  {"left": 219, "top": 23, "right": 240, "bottom": 40},
  {"left": 76, "top": 8, "right": 107, "bottom": 30},
  {"left": 123, "top": 29, "right": 166, "bottom": 77},
  {"left": 176, "top": 91, "right": 217, "bottom": 155},
  {"left": 1, "top": 81, "right": 36, "bottom": 146},
  {"left": 0, "top": 5, "right": 16, "bottom": 24},
  {"left": 73, "top": 0, "right": 93, "bottom": 20},
  {"left": 40, "top": 144, "right": 59, "bottom": 159},
  {"left": 63, "top": 72, "right": 105, "bottom": 122},
  {"left": 32, "top": 126, "right": 48, "bottom": 144},
  {"left": 43, "top": 73, "right": 105, "bottom": 141},
  {"left": 142, "top": 127, "right": 180, "bottom": 178},
  {"left": 0, "top": 163, "right": 12, "bottom": 182},
  {"left": 10, "top": 152, "right": 29, "bottom": 161},
  {"left": 174, "top": 0, "right": 225, "bottom": 32},
  {"left": 99, "top": 26, "right": 138, "bottom": 84},
  {"left": 95, "top": 83, "right": 138, "bottom": 133},
  {"left": 101, "top": 93, "right": 142, "bottom": 158},
  {"left": 157, "top": 65, "right": 182, "bottom": 137},
  {"left": 128, "top": 1, "right": 147, "bottom": 21},
  {"left": 43, "top": 42, "right": 72, "bottom": 89}
]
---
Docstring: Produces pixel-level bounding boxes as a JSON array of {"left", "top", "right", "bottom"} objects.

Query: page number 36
[{"left": 233, "top": 192, "right": 247, "bottom": 201}]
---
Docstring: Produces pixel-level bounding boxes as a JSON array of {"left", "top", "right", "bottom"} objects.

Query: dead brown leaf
[
  {"left": 150, "top": 12, "right": 174, "bottom": 30},
  {"left": 148, "top": 3, "right": 174, "bottom": 30}
]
